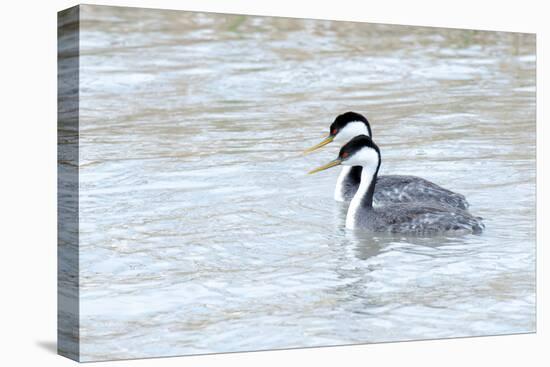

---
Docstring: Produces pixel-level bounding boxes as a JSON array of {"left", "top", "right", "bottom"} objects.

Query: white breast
[
  {"left": 334, "top": 166, "right": 352, "bottom": 202},
  {"left": 346, "top": 174, "right": 370, "bottom": 229},
  {"left": 345, "top": 148, "right": 379, "bottom": 230}
]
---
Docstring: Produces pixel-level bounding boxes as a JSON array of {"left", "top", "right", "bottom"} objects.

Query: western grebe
[
  {"left": 304, "top": 111, "right": 469, "bottom": 210},
  {"left": 309, "top": 135, "right": 484, "bottom": 234}
]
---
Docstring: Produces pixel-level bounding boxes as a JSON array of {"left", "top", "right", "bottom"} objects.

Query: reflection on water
[{"left": 74, "top": 5, "right": 535, "bottom": 361}]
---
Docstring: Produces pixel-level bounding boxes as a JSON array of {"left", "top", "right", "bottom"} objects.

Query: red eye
[
  {"left": 341, "top": 152, "right": 349, "bottom": 158},
  {"left": 332, "top": 129, "right": 337, "bottom": 135}
]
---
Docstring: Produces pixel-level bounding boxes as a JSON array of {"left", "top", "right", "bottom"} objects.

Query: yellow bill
[
  {"left": 308, "top": 158, "right": 342, "bottom": 175},
  {"left": 303, "top": 135, "right": 334, "bottom": 155}
]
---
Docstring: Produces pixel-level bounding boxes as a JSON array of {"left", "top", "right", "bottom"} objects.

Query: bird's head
[
  {"left": 308, "top": 135, "right": 380, "bottom": 174},
  {"left": 303, "top": 112, "right": 372, "bottom": 154}
]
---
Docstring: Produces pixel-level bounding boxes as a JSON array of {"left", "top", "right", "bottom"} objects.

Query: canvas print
[{"left": 58, "top": 4, "right": 536, "bottom": 362}]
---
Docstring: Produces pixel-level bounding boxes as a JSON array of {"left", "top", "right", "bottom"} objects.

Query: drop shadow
[{"left": 36, "top": 340, "right": 57, "bottom": 354}]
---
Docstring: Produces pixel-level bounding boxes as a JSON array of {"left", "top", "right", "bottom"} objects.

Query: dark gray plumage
[
  {"left": 337, "top": 166, "right": 469, "bottom": 210},
  {"left": 353, "top": 202, "right": 484, "bottom": 235}
]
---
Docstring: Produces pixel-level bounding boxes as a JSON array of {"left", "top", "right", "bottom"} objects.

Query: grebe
[
  {"left": 309, "top": 135, "right": 484, "bottom": 234},
  {"left": 304, "top": 112, "right": 469, "bottom": 210}
]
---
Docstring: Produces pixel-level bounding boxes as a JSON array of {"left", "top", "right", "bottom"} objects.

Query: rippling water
[{"left": 73, "top": 5, "right": 535, "bottom": 361}]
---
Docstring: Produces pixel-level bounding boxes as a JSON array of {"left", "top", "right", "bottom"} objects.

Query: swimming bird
[
  {"left": 304, "top": 112, "right": 469, "bottom": 210},
  {"left": 309, "top": 135, "right": 484, "bottom": 234}
]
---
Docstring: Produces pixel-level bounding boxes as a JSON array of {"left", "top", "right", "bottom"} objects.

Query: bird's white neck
[
  {"left": 346, "top": 164, "right": 377, "bottom": 229},
  {"left": 334, "top": 166, "right": 352, "bottom": 202}
]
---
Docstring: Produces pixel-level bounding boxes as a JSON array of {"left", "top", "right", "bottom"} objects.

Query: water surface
[{"left": 75, "top": 5, "right": 535, "bottom": 361}]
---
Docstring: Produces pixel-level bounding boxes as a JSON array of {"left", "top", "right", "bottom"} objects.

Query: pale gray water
[{"left": 74, "top": 5, "right": 535, "bottom": 361}]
